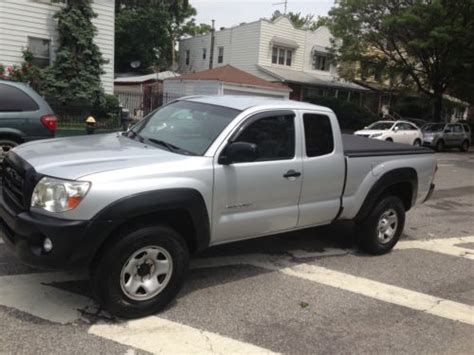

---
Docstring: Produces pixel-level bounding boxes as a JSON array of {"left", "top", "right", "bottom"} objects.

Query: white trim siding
[{"left": 0, "top": 0, "right": 115, "bottom": 94}]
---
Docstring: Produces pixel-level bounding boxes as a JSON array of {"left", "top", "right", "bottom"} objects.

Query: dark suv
[{"left": 0, "top": 81, "right": 57, "bottom": 162}]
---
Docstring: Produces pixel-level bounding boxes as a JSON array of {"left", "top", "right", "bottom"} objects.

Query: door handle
[{"left": 283, "top": 170, "right": 301, "bottom": 178}]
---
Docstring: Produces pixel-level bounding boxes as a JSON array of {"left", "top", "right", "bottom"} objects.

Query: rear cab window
[
  {"left": 0, "top": 84, "right": 39, "bottom": 112},
  {"left": 303, "top": 113, "right": 334, "bottom": 157}
]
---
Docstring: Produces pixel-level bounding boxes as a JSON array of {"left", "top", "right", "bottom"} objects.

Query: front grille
[{"left": 2, "top": 155, "right": 27, "bottom": 211}]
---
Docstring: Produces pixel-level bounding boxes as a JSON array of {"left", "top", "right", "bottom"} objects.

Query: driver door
[{"left": 211, "top": 111, "right": 303, "bottom": 244}]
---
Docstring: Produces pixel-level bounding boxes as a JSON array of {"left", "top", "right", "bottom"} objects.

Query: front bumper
[{"left": 0, "top": 192, "right": 115, "bottom": 270}]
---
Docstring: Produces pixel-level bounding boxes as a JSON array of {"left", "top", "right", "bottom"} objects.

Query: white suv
[{"left": 354, "top": 120, "right": 423, "bottom": 145}]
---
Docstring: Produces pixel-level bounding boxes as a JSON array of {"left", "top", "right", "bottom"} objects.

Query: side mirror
[
  {"left": 393, "top": 126, "right": 399, "bottom": 132},
  {"left": 218, "top": 142, "right": 258, "bottom": 165}
]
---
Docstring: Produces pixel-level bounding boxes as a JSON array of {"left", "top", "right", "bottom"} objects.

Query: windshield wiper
[{"left": 145, "top": 138, "right": 197, "bottom": 156}]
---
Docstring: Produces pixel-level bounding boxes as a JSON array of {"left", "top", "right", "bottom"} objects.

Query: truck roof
[{"left": 182, "top": 95, "right": 332, "bottom": 112}]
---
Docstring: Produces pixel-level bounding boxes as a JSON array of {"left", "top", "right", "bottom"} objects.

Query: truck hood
[{"left": 12, "top": 133, "right": 188, "bottom": 180}]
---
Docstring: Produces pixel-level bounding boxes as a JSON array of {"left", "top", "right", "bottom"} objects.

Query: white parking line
[
  {"left": 0, "top": 272, "right": 91, "bottom": 324},
  {"left": 191, "top": 251, "right": 474, "bottom": 326},
  {"left": 397, "top": 236, "right": 474, "bottom": 260},
  {"left": 89, "top": 317, "right": 276, "bottom": 355}
]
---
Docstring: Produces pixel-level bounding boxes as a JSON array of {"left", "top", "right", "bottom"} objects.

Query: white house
[
  {"left": 0, "top": 0, "right": 115, "bottom": 94},
  {"left": 178, "top": 16, "right": 368, "bottom": 102}
]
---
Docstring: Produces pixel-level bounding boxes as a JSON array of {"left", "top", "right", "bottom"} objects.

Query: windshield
[
  {"left": 422, "top": 123, "right": 445, "bottom": 132},
  {"left": 367, "top": 122, "right": 394, "bottom": 130},
  {"left": 130, "top": 100, "right": 241, "bottom": 155}
]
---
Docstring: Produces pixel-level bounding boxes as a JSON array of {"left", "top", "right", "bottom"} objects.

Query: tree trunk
[
  {"left": 433, "top": 91, "right": 444, "bottom": 122},
  {"left": 171, "top": 33, "right": 176, "bottom": 69}
]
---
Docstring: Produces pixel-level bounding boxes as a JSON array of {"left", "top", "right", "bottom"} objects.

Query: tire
[
  {"left": 356, "top": 196, "right": 405, "bottom": 255},
  {"left": 0, "top": 139, "right": 19, "bottom": 164},
  {"left": 436, "top": 140, "right": 444, "bottom": 152},
  {"left": 91, "top": 224, "right": 189, "bottom": 318},
  {"left": 413, "top": 139, "right": 422, "bottom": 146},
  {"left": 460, "top": 140, "right": 470, "bottom": 152},
  {"left": 385, "top": 137, "right": 393, "bottom": 142}
]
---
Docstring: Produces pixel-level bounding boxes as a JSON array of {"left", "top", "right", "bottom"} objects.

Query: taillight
[{"left": 41, "top": 114, "right": 57, "bottom": 132}]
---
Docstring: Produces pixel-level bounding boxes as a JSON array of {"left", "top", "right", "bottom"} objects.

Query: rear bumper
[{"left": 0, "top": 192, "right": 115, "bottom": 270}]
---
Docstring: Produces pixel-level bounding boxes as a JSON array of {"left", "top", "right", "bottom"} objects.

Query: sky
[{"left": 190, "top": 0, "right": 335, "bottom": 29}]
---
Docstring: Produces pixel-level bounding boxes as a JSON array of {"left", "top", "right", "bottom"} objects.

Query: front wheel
[
  {"left": 413, "top": 139, "right": 422, "bottom": 146},
  {"left": 91, "top": 225, "right": 189, "bottom": 318},
  {"left": 385, "top": 137, "right": 393, "bottom": 142},
  {"left": 460, "top": 140, "right": 470, "bottom": 152},
  {"left": 356, "top": 196, "right": 405, "bottom": 255},
  {"left": 436, "top": 140, "right": 444, "bottom": 152}
]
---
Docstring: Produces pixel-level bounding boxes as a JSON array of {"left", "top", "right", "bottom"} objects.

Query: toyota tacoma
[{"left": 0, "top": 96, "right": 436, "bottom": 318}]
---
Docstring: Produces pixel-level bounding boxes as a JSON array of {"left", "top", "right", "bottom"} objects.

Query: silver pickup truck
[{"left": 0, "top": 96, "right": 436, "bottom": 318}]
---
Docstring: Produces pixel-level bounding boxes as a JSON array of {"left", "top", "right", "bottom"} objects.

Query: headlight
[
  {"left": 31, "top": 177, "right": 91, "bottom": 213},
  {"left": 370, "top": 133, "right": 383, "bottom": 138}
]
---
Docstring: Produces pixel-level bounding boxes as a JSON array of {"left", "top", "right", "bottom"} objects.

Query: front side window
[
  {"left": 453, "top": 124, "right": 463, "bottom": 133},
  {"left": 28, "top": 37, "right": 50, "bottom": 68},
  {"left": 303, "top": 114, "right": 334, "bottom": 157},
  {"left": 313, "top": 52, "right": 330, "bottom": 71},
  {"left": 234, "top": 114, "right": 295, "bottom": 161},
  {"left": 218, "top": 47, "right": 224, "bottom": 63},
  {"left": 0, "top": 84, "right": 39, "bottom": 112},
  {"left": 130, "top": 100, "right": 240, "bottom": 156}
]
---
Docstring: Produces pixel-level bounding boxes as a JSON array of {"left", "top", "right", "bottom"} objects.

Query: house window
[
  {"left": 272, "top": 47, "right": 293, "bottom": 67},
  {"left": 218, "top": 47, "right": 224, "bottom": 64},
  {"left": 202, "top": 48, "right": 207, "bottom": 60},
  {"left": 28, "top": 37, "right": 50, "bottom": 68},
  {"left": 313, "top": 52, "right": 330, "bottom": 71},
  {"left": 185, "top": 50, "right": 190, "bottom": 65}
]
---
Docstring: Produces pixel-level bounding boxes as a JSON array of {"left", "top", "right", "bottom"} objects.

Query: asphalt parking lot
[{"left": 0, "top": 150, "right": 473, "bottom": 354}]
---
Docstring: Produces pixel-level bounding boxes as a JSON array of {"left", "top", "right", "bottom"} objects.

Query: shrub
[{"left": 307, "top": 96, "right": 378, "bottom": 131}]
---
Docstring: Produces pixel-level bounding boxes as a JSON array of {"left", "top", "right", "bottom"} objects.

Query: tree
[
  {"left": 328, "top": 0, "right": 474, "bottom": 121},
  {"left": 115, "top": 0, "right": 207, "bottom": 72},
  {"left": 271, "top": 10, "right": 314, "bottom": 29},
  {"left": 42, "top": 0, "right": 106, "bottom": 105}
]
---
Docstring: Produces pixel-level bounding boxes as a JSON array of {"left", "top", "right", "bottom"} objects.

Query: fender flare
[
  {"left": 355, "top": 168, "right": 418, "bottom": 221},
  {"left": 78, "top": 188, "right": 211, "bottom": 268}
]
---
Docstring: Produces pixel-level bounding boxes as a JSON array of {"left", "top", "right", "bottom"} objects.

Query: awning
[
  {"left": 257, "top": 65, "right": 371, "bottom": 92},
  {"left": 270, "top": 36, "right": 299, "bottom": 49},
  {"left": 312, "top": 45, "right": 329, "bottom": 53}
]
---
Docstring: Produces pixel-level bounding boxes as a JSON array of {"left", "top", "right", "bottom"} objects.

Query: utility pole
[
  {"left": 209, "top": 19, "right": 215, "bottom": 69},
  {"left": 273, "top": 0, "right": 288, "bottom": 14}
]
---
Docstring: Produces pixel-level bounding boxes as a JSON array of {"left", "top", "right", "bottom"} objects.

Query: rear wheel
[
  {"left": 460, "top": 140, "right": 470, "bottom": 152},
  {"left": 0, "top": 139, "right": 18, "bottom": 164},
  {"left": 356, "top": 196, "right": 405, "bottom": 255},
  {"left": 436, "top": 140, "right": 444, "bottom": 152},
  {"left": 91, "top": 224, "right": 189, "bottom": 318}
]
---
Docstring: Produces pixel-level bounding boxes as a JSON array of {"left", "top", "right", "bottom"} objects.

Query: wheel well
[
  {"left": 382, "top": 182, "right": 413, "bottom": 211},
  {"left": 90, "top": 209, "right": 197, "bottom": 272},
  {"left": 0, "top": 134, "right": 23, "bottom": 144}
]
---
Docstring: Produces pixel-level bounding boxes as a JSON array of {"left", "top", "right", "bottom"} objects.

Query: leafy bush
[{"left": 307, "top": 96, "right": 378, "bottom": 131}]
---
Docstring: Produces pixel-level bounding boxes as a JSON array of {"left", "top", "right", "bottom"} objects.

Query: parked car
[
  {"left": 0, "top": 80, "right": 57, "bottom": 163},
  {"left": 0, "top": 96, "right": 437, "bottom": 318},
  {"left": 354, "top": 120, "right": 423, "bottom": 145},
  {"left": 421, "top": 122, "right": 471, "bottom": 152}
]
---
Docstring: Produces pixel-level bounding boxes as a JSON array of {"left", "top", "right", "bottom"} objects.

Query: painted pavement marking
[{"left": 397, "top": 235, "right": 474, "bottom": 260}]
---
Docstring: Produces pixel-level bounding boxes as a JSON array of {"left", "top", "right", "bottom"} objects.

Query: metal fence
[
  {"left": 51, "top": 104, "right": 120, "bottom": 129},
  {"left": 115, "top": 84, "right": 165, "bottom": 120}
]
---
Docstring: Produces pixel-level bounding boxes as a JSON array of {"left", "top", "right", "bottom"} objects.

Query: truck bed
[{"left": 342, "top": 134, "right": 433, "bottom": 158}]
